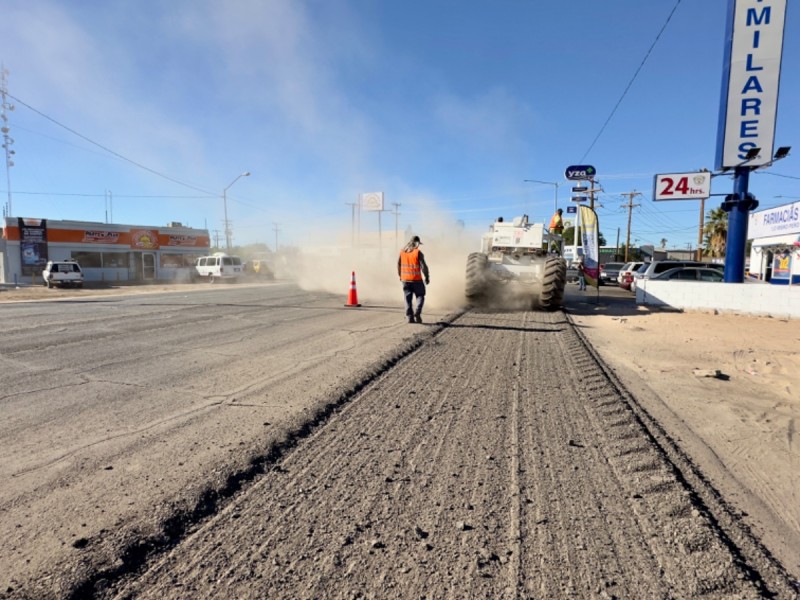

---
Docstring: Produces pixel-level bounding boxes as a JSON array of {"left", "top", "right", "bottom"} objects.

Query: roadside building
[
  {"left": 747, "top": 201, "right": 800, "bottom": 284},
  {"left": 0, "top": 217, "right": 210, "bottom": 285}
]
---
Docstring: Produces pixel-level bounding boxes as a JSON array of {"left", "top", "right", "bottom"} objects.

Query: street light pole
[
  {"left": 222, "top": 171, "right": 250, "bottom": 251},
  {"left": 523, "top": 179, "right": 559, "bottom": 215}
]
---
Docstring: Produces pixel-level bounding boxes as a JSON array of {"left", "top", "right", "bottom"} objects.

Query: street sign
[
  {"left": 571, "top": 196, "right": 588, "bottom": 203},
  {"left": 572, "top": 186, "right": 588, "bottom": 193},
  {"left": 566, "top": 206, "right": 577, "bottom": 214},
  {"left": 360, "top": 192, "right": 384, "bottom": 211},
  {"left": 653, "top": 172, "right": 711, "bottom": 201},
  {"left": 715, "top": 0, "right": 787, "bottom": 170},
  {"left": 564, "top": 165, "right": 596, "bottom": 181}
]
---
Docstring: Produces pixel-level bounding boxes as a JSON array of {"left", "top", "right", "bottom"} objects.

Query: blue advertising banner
[{"left": 18, "top": 217, "right": 49, "bottom": 276}]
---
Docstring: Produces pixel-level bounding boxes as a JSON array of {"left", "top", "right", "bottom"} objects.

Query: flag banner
[{"left": 579, "top": 206, "right": 600, "bottom": 288}]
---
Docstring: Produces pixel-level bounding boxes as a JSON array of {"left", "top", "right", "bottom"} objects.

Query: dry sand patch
[{"left": 569, "top": 298, "right": 800, "bottom": 576}]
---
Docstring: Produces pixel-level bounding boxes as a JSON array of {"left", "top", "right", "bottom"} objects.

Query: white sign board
[
  {"left": 748, "top": 201, "right": 800, "bottom": 238},
  {"left": 653, "top": 172, "right": 711, "bottom": 201},
  {"left": 360, "top": 192, "right": 384, "bottom": 212},
  {"left": 715, "top": 0, "right": 787, "bottom": 170}
]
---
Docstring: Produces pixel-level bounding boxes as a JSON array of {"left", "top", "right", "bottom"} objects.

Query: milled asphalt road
[{"left": 0, "top": 282, "right": 796, "bottom": 599}]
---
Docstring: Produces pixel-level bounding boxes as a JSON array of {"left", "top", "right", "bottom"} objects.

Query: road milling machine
[{"left": 465, "top": 215, "right": 567, "bottom": 311}]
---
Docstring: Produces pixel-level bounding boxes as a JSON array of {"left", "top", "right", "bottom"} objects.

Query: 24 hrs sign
[{"left": 653, "top": 172, "right": 711, "bottom": 201}]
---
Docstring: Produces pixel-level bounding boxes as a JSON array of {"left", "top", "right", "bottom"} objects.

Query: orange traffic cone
[{"left": 345, "top": 271, "right": 361, "bottom": 307}]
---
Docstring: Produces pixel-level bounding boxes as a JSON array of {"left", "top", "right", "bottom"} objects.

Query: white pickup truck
[{"left": 42, "top": 260, "right": 84, "bottom": 288}]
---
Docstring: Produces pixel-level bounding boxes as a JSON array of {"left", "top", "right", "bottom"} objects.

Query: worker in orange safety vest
[
  {"left": 397, "top": 235, "right": 430, "bottom": 324},
  {"left": 549, "top": 208, "right": 564, "bottom": 234}
]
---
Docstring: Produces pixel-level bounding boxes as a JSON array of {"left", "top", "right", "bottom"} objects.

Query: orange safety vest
[
  {"left": 399, "top": 248, "right": 423, "bottom": 281},
  {"left": 549, "top": 214, "right": 563, "bottom": 231}
]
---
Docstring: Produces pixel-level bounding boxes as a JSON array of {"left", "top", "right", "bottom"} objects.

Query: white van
[{"left": 193, "top": 253, "right": 244, "bottom": 283}]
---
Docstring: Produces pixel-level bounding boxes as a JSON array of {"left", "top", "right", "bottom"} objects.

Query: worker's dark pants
[{"left": 402, "top": 280, "right": 426, "bottom": 317}]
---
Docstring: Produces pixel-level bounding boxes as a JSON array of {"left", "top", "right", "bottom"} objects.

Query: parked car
[
  {"left": 651, "top": 266, "right": 725, "bottom": 282},
  {"left": 632, "top": 260, "right": 708, "bottom": 290},
  {"left": 617, "top": 262, "right": 644, "bottom": 287},
  {"left": 192, "top": 253, "right": 244, "bottom": 283},
  {"left": 621, "top": 272, "right": 636, "bottom": 291},
  {"left": 599, "top": 262, "right": 625, "bottom": 286},
  {"left": 42, "top": 260, "right": 84, "bottom": 288},
  {"left": 250, "top": 259, "right": 275, "bottom": 279}
]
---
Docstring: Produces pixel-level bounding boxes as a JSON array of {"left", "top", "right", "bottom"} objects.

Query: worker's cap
[
  {"left": 412, "top": 235, "right": 422, "bottom": 244},
  {"left": 557, "top": 208, "right": 563, "bottom": 214}
]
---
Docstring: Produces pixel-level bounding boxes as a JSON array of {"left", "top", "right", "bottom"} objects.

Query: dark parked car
[
  {"left": 599, "top": 262, "right": 625, "bottom": 286},
  {"left": 651, "top": 266, "right": 725, "bottom": 282}
]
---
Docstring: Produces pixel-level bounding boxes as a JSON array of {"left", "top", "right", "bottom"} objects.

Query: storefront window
[
  {"left": 71, "top": 251, "right": 101, "bottom": 268},
  {"left": 102, "top": 252, "right": 130, "bottom": 268},
  {"left": 160, "top": 253, "right": 185, "bottom": 268}
]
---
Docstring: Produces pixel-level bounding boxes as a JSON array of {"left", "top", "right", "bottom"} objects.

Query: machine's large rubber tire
[
  {"left": 465, "top": 252, "right": 489, "bottom": 301},
  {"left": 537, "top": 256, "right": 567, "bottom": 311}
]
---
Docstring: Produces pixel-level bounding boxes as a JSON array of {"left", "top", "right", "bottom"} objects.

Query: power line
[
  {"left": 758, "top": 170, "right": 800, "bottom": 181},
  {"left": 580, "top": 0, "right": 683, "bottom": 161},
  {"left": 8, "top": 92, "right": 217, "bottom": 196},
  {"left": 0, "top": 190, "right": 213, "bottom": 198}
]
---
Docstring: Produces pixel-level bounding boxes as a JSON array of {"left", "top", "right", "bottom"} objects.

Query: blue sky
[{"left": 0, "top": 0, "right": 797, "bottom": 251}]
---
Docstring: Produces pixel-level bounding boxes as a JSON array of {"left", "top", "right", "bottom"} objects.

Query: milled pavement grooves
[
  {"left": 107, "top": 310, "right": 797, "bottom": 600},
  {"left": 5, "top": 311, "right": 463, "bottom": 600}
]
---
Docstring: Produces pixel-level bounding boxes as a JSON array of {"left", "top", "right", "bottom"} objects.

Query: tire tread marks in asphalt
[{"left": 107, "top": 310, "right": 794, "bottom": 599}]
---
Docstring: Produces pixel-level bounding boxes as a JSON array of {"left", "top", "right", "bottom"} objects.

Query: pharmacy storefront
[
  {"left": 748, "top": 201, "right": 800, "bottom": 285},
  {"left": 1, "top": 217, "right": 210, "bottom": 285}
]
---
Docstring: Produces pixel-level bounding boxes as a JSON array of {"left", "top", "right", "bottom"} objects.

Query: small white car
[
  {"left": 42, "top": 260, "right": 84, "bottom": 288},
  {"left": 193, "top": 253, "right": 244, "bottom": 283}
]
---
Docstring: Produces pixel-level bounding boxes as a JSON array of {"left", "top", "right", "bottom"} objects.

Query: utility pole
[
  {"left": 345, "top": 202, "right": 357, "bottom": 247},
  {"left": 621, "top": 191, "right": 642, "bottom": 262},
  {"left": 588, "top": 178, "right": 603, "bottom": 211},
  {"left": 354, "top": 195, "right": 362, "bottom": 247},
  {"left": 696, "top": 197, "right": 706, "bottom": 261},
  {"left": 222, "top": 171, "right": 250, "bottom": 252},
  {"left": 272, "top": 222, "right": 281, "bottom": 253},
  {"left": 104, "top": 190, "right": 113, "bottom": 224},
  {"left": 392, "top": 202, "right": 401, "bottom": 250},
  {"left": 1, "top": 64, "right": 15, "bottom": 218},
  {"left": 212, "top": 229, "right": 222, "bottom": 249}
]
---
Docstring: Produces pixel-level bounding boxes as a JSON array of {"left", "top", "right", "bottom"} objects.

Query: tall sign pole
[
  {"left": 715, "top": 0, "right": 787, "bottom": 283},
  {"left": 360, "top": 192, "right": 385, "bottom": 252},
  {"left": 564, "top": 165, "right": 597, "bottom": 262}
]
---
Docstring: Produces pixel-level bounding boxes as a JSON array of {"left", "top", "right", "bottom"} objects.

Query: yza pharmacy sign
[{"left": 716, "top": 0, "right": 787, "bottom": 170}]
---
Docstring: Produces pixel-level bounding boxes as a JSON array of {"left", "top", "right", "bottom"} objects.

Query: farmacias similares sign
[{"left": 715, "top": 0, "right": 786, "bottom": 170}]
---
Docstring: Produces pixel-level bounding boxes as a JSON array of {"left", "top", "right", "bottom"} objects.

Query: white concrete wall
[{"left": 637, "top": 280, "right": 800, "bottom": 319}]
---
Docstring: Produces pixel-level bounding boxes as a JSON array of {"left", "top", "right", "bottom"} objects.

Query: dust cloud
[{"left": 291, "top": 208, "right": 487, "bottom": 312}]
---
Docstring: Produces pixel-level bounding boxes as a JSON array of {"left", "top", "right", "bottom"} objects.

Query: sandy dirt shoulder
[{"left": 567, "top": 289, "right": 800, "bottom": 577}]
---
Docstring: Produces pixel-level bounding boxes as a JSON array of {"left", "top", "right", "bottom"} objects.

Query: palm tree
[{"left": 703, "top": 207, "right": 728, "bottom": 258}]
